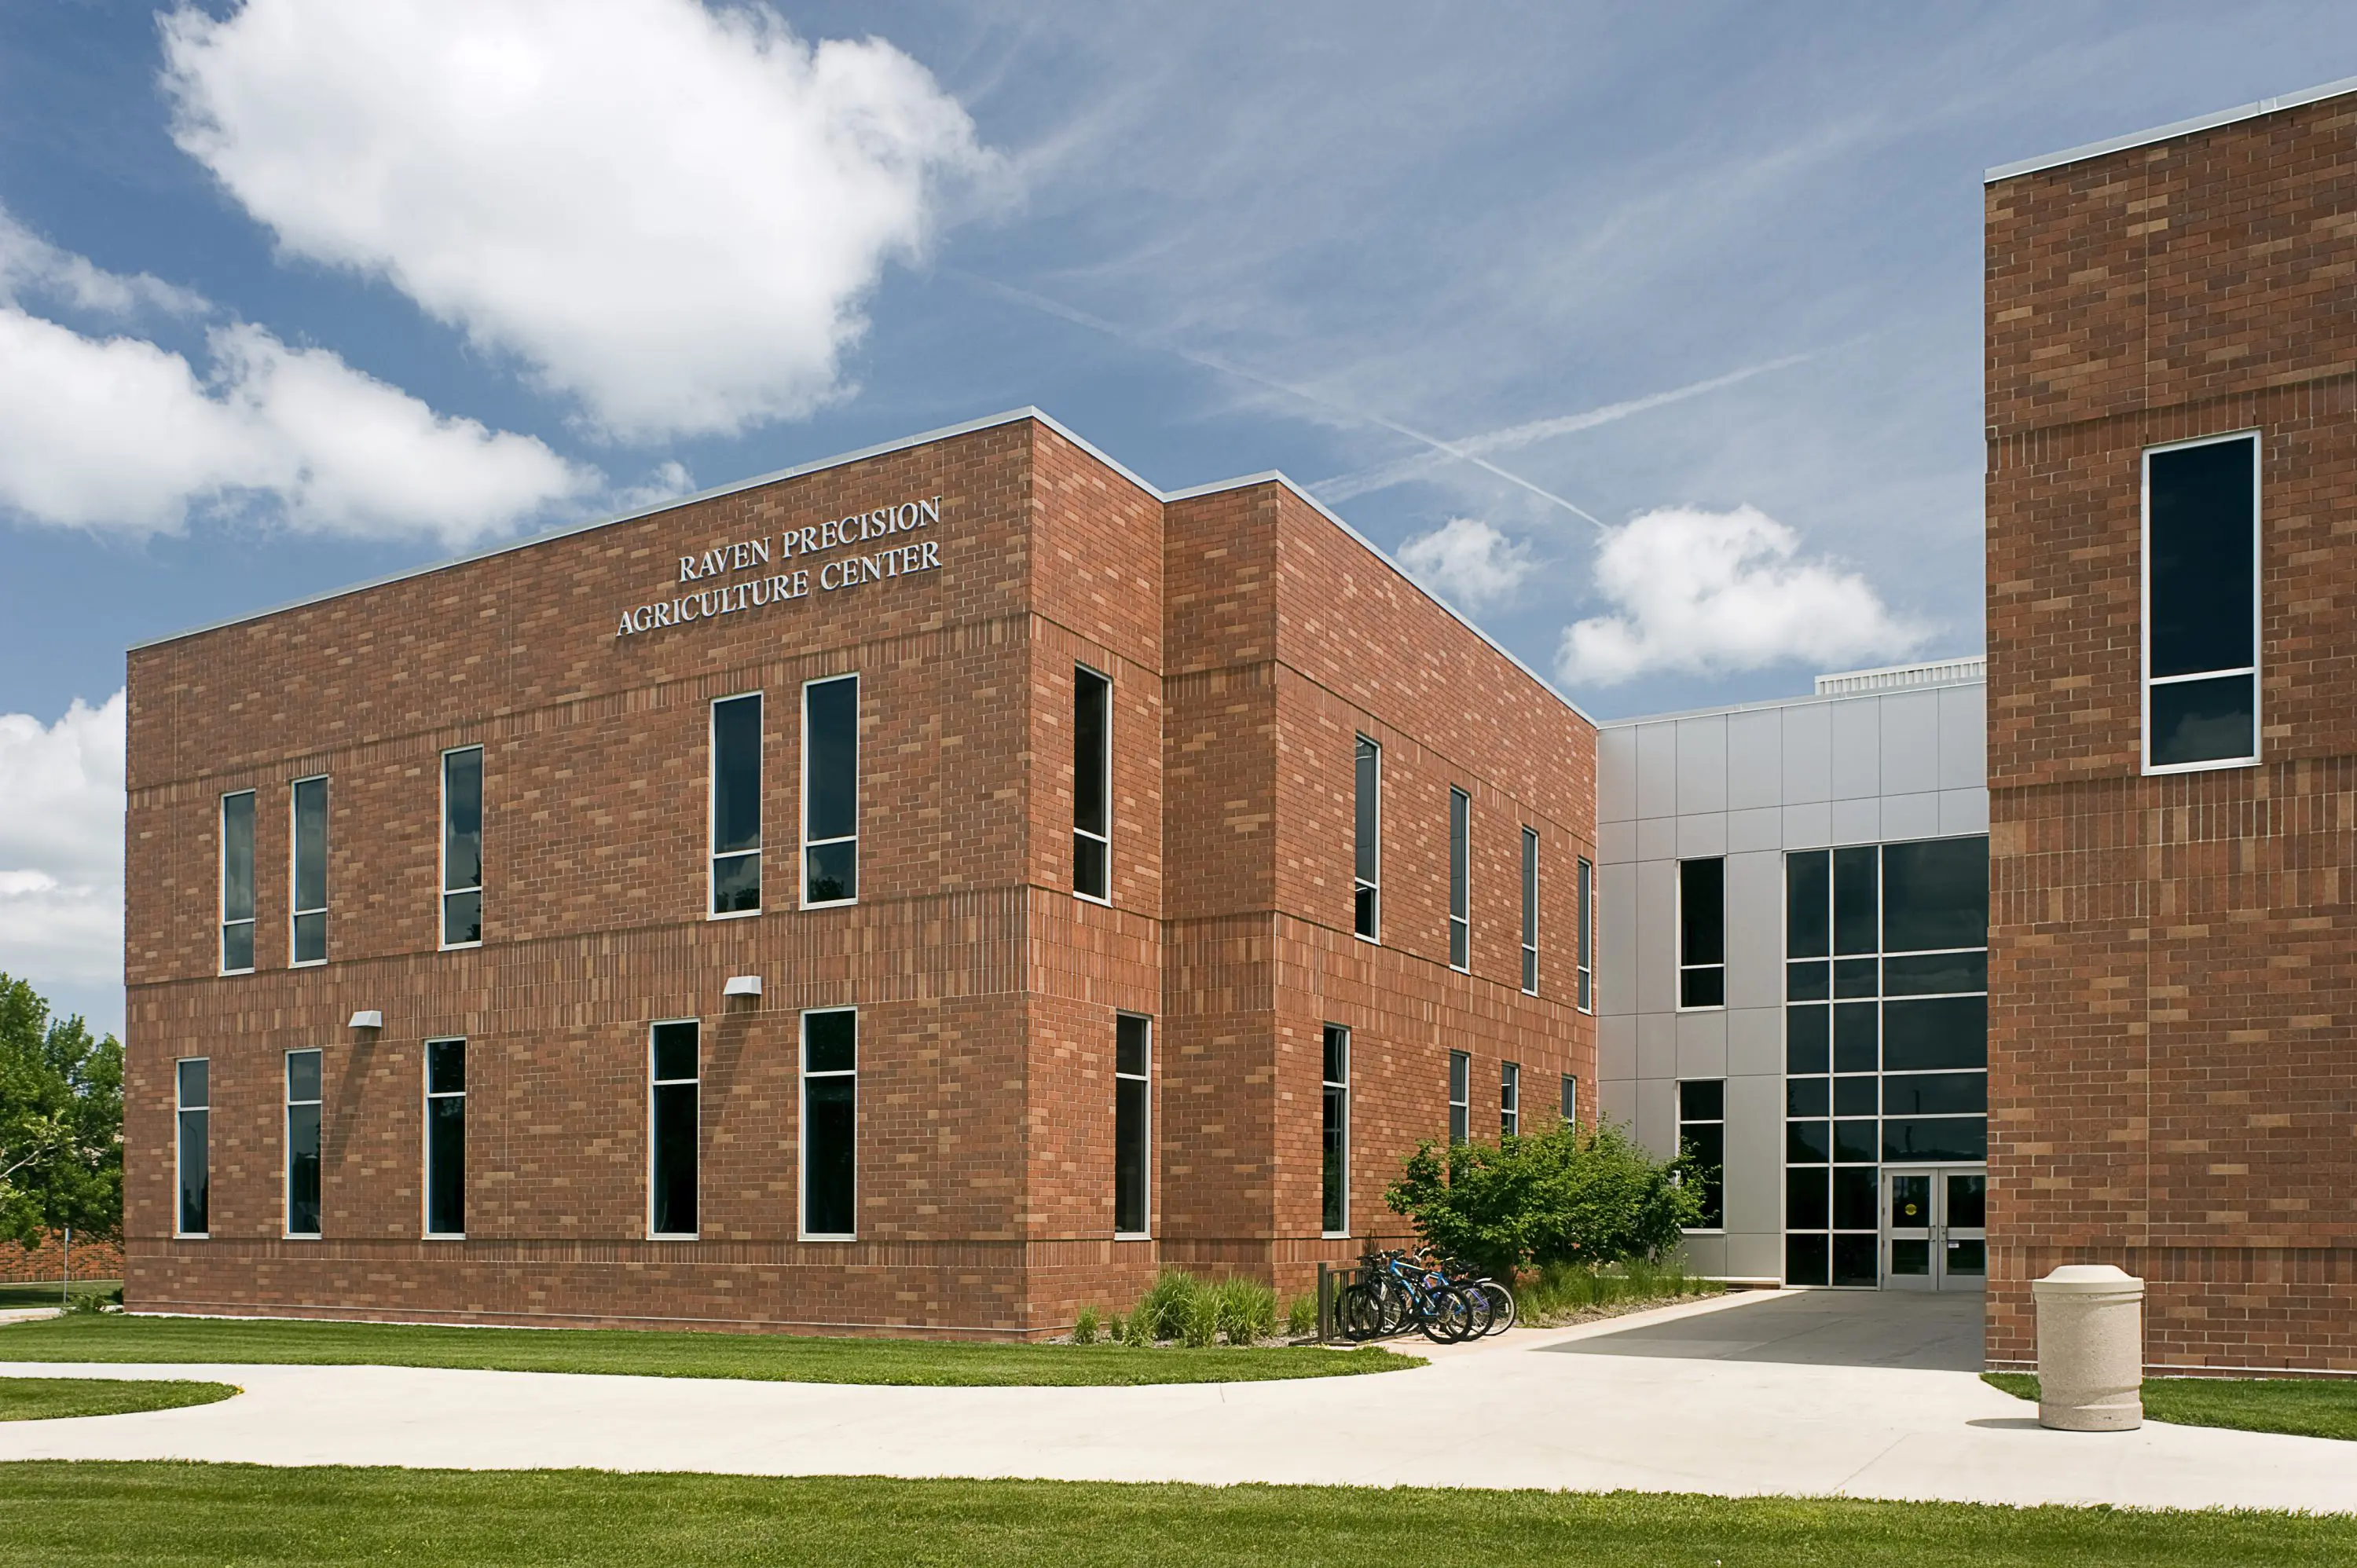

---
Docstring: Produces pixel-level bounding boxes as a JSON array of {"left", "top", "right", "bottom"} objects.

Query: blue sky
[{"left": 3, "top": 1, "right": 2354, "bottom": 1035}]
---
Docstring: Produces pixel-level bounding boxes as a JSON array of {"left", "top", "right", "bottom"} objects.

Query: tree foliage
[
  {"left": 1383, "top": 1117, "right": 1703, "bottom": 1281},
  {"left": 0, "top": 973, "right": 123, "bottom": 1247}
]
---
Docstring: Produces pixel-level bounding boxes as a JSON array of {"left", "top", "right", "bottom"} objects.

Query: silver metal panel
[
  {"left": 1599, "top": 1077, "right": 1638, "bottom": 1126},
  {"left": 1637, "top": 815, "right": 1676, "bottom": 862},
  {"left": 1940, "top": 788, "right": 1992, "bottom": 836},
  {"left": 1637, "top": 853, "right": 1679, "bottom": 1016},
  {"left": 1724, "top": 1072, "right": 1787, "bottom": 1235},
  {"left": 1635, "top": 723, "right": 1678, "bottom": 819},
  {"left": 1879, "top": 690, "right": 1941, "bottom": 797},
  {"left": 1636, "top": 1075, "right": 1678, "bottom": 1161},
  {"left": 1782, "top": 801, "right": 1834, "bottom": 849},
  {"left": 1727, "top": 1006, "right": 1783, "bottom": 1077},
  {"left": 1636, "top": 1010, "right": 1676, "bottom": 1078},
  {"left": 1725, "top": 707, "right": 1783, "bottom": 811},
  {"left": 1599, "top": 1013, "right": 1637, "bottom": 1080},
  {"left": 1780, "top": 700, "right": 1834, "bottom": 804},
  {"left": 1597, "top": 724, "right": 1640, "bottom": 823},
  {"left": 1881, "top": 790, "right": 1941, "bottom": 843},
  {"left": 1675, "top": 715, "right": 1728, "bottom": 816},
  {"left": 1681, "top": 1233, "right": 1731, "bottom": 1273},
  {"left": 1830, "top": 697, "right": 1881, "bottom": 800},
  {"left": 1723, "top": 849, "right": 1783, "bottom": 1009},
  {"left": 1726, "top": 1229, "right": 1786, "bottom": 1281},
  {"left": 1600, "top": 861, "right": 1641, "bottom": 1014},
  {"left": 1599, "top": 818, "right": 1637, "bottom": 866},
  {"left": 1727, "top": 806, "right": 1783, "bottom": 853},
  {"left": 1675, "top": 1009, "right": 1728, "bottom": 1080},
  {"left": 1831, "top": 797, "right": 1882, "bottom": 845},
  {"left": 1675, "top": 813, "right": 1728, "bottom": 859},
  {"left": 1938, "top": 683, "right": 1987, "bottom": 792}
]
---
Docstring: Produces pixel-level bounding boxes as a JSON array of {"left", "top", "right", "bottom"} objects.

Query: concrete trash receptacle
[{"left": 2033, "top": 1264, "right": 2143, "bottom": 1431}]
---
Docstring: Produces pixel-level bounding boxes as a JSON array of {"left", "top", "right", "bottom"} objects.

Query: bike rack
[{"left": 1314, "top": 1261, "right": 1368, "bottom": 1343}]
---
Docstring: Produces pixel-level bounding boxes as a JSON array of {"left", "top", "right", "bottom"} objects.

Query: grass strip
[
  {"left": 0, "top": 1379, "right": 236, "bottom": 1423},
  {"left": 1983, "top": 1372, "right": 2357, "bottom": 1442},
  {"left": 0, "top": 1464, "right": 2350, "bottom": 1566},
  {"left": 0, "top": 1281, "right": 119, "bottom": 1312},
  {"left": 0, "top": 1312, "right": 1417, "bottom": 1387}
]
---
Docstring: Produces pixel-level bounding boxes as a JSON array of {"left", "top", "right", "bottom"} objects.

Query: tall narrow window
[
  {"left": 1448, "top": 787, "right": 1471, "bottom": 971},
  {"left": 2145, "top": 432, "right": 2259, "bottom": 771},
  {"left": 220, "top": 791, "right": 255, "bottom": 973},
  {"left": 803, "top": 676, "right": 859, "bottom": 906},
  {"left": 175, "top": 1058, "right": 209, "bottom": 1237},
  {"left": 1678, "top": 1079, "right": 1725, "bottom": 1230},
  {"left": 1115, "top": 1014, "right": 1150, "bottom": 1236},
  {"left": 710, "top": 694, "right": 761, "bottom": 914},
  {"left": 1448, "top": 1050, "right": 1470, "bottom": 1145},
  {"left": 442, "top": 746, "right": 484, "bottom": 946},
  {"left": 1520, "top": 827, "right": 1540, "bottom": 994},
  {"left": 802, "top": 1009, "right": 857, "bottom": 1237},
  {"left": 1321, "top": 1025, "right": 1349, "bottom": 1236},
  {"left": 1073, "top": 666, "right": 1113, "bottom": 902},
  {"left": 425, "top": 1039, "right": 466, "bottom": 1238},
  {"left": 1576, "top": 855, "right": 1595, "bottom": 1013},
  {"left": 1677, "top": 856, "right": 1725, "bottom": 1008},
  {"left": 1500, "top": 1061, "right": 1520, "bottom": 1138},
  {"left": 1560, "top": 1073, "right": 1578, "bottom": 1126},
  {"left": 1353, "top": 736, "right": 1380, "bottom": 940},
  {"left": 286, "top": 1049, "right": 322, "bottom": 1238},
  {"left": 650, "top": 1020, "right": 698, "bottom": 1238},
  {"left": 290, "top": 775, "right": 328, "bottom": 965}
]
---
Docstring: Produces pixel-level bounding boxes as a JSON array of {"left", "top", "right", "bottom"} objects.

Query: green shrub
[
  {"left": 1384, "top": 1117, "right": 1703, "bottom": 1281},
  {"left": 1210, "top": 1277, "right": 1277, "bottom": 1346},
  {"left": 1283, "top": 1293, "right": 1317, "bottom": 1339},
  {"left": 1133, "top": 1269, "right": 1205, "bottom": 1343},
  {"left": 1071, "top": 1306, "right": 1100, "bottom": 1345}
]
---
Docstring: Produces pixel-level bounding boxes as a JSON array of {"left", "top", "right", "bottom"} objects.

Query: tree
[
  {"left": 0, "top": 974, "right": 123, "bottom": 1249},
  {"left": 1384, "top": 1116, "right": 1702, "bottom": 1281}
]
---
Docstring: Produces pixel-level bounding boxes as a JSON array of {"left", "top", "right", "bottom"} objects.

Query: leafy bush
[
  {"left": 1071, "top": 1306, "right": 1100, "bottom": 1345},
  {"left": 0, "top": 974, "right": 122, "bottom": 1250},
  {"left": 1384, "top": 1117, "right": 1703, "bottom": 1281},
  {"left": 1284, "top": 1293, "right": 1317, "bottom": 1339},
  {"left": 1210, "top": 1277, "right": 1276, "bottom": 1346}
]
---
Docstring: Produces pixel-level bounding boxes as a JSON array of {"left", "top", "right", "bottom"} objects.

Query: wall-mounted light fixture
[
  {"left": 348, "top": 1009, "right": 383, "bottom": 1030},
  {"left": 722, "top": 975, "right": 762, "bottom": 999}
]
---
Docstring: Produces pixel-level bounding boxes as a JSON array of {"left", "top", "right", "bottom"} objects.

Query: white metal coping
[
  {"left": 126, "top": 405, "right": 1598, "bottom": 727},
  {"left": 1813, "top": 656, "right": 1985, "bottom": 695},
  {"left": 1594, "top": 655, "right": 1985, "bottom": 730},
  {"left": 1985, "top": 73, "right": 2357, "bottom": 184}
]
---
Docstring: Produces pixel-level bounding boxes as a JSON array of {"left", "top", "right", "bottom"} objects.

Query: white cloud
[
  {"left": 0, "top": 692, "right": 124, "bottom": 994},
  {"left": 0, "top": 207, "right": 208, "bottom": 320},
  {"left": 161, "top": 0, "right": 1003, "bottom": 441},
  {"left": 1556, "top": 504, "right": 1926, "bottom": 687},
  {"left": 1395, "top": 516, "right": 1535, "bottom": 611}
]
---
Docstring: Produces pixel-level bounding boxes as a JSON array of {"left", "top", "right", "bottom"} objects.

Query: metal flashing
[
  {"left": 1985, "top": 74, "right": 2357, "bottom": 184},
  {"left": 1596, "top": 658, "right": 1985, "bottom": 730}
]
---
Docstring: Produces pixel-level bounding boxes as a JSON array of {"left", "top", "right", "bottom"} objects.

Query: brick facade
[
  {"left": 1986, "top": 97, "right": 2357, "bottom": 1372},
  {"left": 123, "top": 413, "right": 1595, "bottom": 1337}
]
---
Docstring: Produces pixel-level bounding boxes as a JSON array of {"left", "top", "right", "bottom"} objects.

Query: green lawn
[
  {"left": 0, "top": 1280, "right": 118, "bottom": 1312},
  {"left": 0, "top": 1379, "right": 236, "bottom": 1423},
  {"left": 0, "top": 1464, "right": 2347, "bottom": 1566},
  {"left": 0, "top": 1312, "right": 1417, "bottom": 1386},
  {"left": 1984, "top": 1373, "right": 2357, "bottom": 1442}
]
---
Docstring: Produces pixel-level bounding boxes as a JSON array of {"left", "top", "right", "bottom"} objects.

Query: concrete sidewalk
[{"left": 2, "top": 1291, "right": 2351, "bottom": 1513}]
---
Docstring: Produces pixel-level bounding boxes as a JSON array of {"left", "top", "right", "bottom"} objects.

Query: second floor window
[
  {"left": 1577, "top": 855, "right": 1595, "bottom": 1012},
  {"left": 1678, "top": 856, "right": 1725, "bottom": 1008},
  {"left": 1520, "top": 827, "right": 1539, "bottom": 995},
  {"left": 803, "top": 675, "right": 859, "bottom": 906},
  {"left": 710, "top": 694, "right": 762, "bottom": 914},
  {"left": 1353, "top": 736, "right": 1380, "bottom": 939},
  {"left": 290, "top": 775, "right": 328, "bottom": 965},
  {"left": 1448, "top": 1049, "right": 1470, "bottom": 1145},
  {"left": 1074, "top": 666, "right": 1112, "bottom": 902},
  {"left": 220, "top": 791, "right": 255, "bottom": 973},
  {"left": 2145, "top": 431, "right": 2259, "bottom": 771},
  {"left": 1448, "top": 787, "right": 1471, "bottom": 971},
  {"left": 442, "top": 746, "right": 483, "bottom": 946}
]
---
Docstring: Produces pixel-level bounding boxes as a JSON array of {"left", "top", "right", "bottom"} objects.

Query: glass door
[{"left": 1882, "top": 1167, "right": 1987, "bottom": 1290}]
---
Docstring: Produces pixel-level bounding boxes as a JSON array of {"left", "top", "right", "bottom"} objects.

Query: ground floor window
[
  {"left": 425, "top": 1039, "right": 466, "bottom": 1236},
  {"left": 286, "top": 1049, "right": 322, "bottom": 1237},
  {"left": 1321, "top": 1025, "right": 1348, "bottom": 1236},
  {"left": 176, "top": 1057, "right": 209, "bottom": 1237},
  {"left": 1501, "top": 1061, "right": 1520, "bottom": 1138},
  {"left": 650, "top": 1020, "right": 698, "bottom": 1237},
  {"left": 803, "top": 1009, "right": 857, "bottom": 1237},
  {"left": 1677, "top": 1079, "right": 1725, "bottom": 1229},
  {"left": 1114, "top": 1014, "right": 1149, "bottom": 1236},
  {"left": 1447, "top": 1050, "right": 1470, "bottom": 1145},
  {"left": 1560, "top": 1073, "right": 1578, "bottom": 1126}
]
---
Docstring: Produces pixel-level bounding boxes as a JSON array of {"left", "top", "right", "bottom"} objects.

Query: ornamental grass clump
[
  {"left": 1210, "top": 1277, "right": 1277, "bottom": 1346},
  {"left": 1132, "top": 1269, "right": 1205, "bottom": 1343},
  {"left": 1513, "top": 1257, "right": 1720, "bottom": 1325},
  {"left": 1181, "top": 1292, "right": 1217, "bottom": 1348},
  {"left": 1070, "top": 1306, "right": 1100, "bottom": 1345},
  {"left": 1284, "top": 1294, "right": 1317, "bottom": 1339}
]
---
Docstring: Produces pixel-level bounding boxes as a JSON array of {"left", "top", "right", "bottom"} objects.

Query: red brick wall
[
  {"left": 123, "top": 417, "right": 1595, "bottom": 1335},
  {"left": 1, "top": 1232, "right": 123, "bottom": 1285},
  {"left": 1985, "top": 97, "right": 2357, "bottom": 1372}
]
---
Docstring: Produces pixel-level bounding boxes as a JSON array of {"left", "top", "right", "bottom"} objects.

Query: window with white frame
[
  {"left": 1677, "top": 856, "right": 1725, "bottom": 1008},
  {"left": 1114, "top": 1014, "right": 1149, "bottom": 1236},
  {"left": 1447, "top": 1049, "right": 1470, "bottom": 1145},
  {"left": 220, "top": 791, "right": 255, "bottom": 973},
  {"left": 802, "top": 1009, "right": 857, "bottom": 1236},
  {"left": 442, "top": 746, "right": 483, "bottom": 946},
  {"left": 2145, "top": 431, "right": 2260, "bottom": 771},
  {"left": 650, "top": 1020, "right": 698, "bottom": 1237},
  {"left": 1560, "top": 1073, "right": 1578, "bottom": 1126},
  {"left": 1448, "top": 787, "right": 1471, "bottom": 971},
  {"left": 290, "top": 775, "right": 328, "bottom": 965},
  {"left": 1321, "top": 1024, "right": 1348, "bottom": 1236},
  {"left": 1353, "top": 736, "right": 1380, "bottom": 940},
  {"left": 1500, "top": 1061, "right": 1520, "bottom": 1138},
  {"left": 425, "top": 1039, "right": 465, "bottom": 1237},
  {"left": 176, "top": 1058, "right": 209, "bottom": 1237},
  {"left": 1520, "top": 827, "right": 1539, "bottom": 995},
  {"left": 1576, "top": 855, "right": 1594, "bottom": 1013},
  {"left": 710, "top": 694, "right": 761, "bottom": 914},
  {"left": 1074, "top": 666, "right": 1112, "bottom": 902},
  {"left": 286, "top": 1049, "right": 322, "bottom": 1238},
  {"left": 803, "top": 676, "right": 859, "bottom": 906}
]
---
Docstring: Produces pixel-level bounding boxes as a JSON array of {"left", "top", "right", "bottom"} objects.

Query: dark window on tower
[
  {"left": 290, "top": 775, "right": 328, "bottom": 965},
  {"left": 285, "top": 1049, "right": 322, "bottom": 1238},
  {"left": 176, "top": 1058, "right": 209, "bottom": 1237},
  {"left": 650, "top": 1020, "right": 699, "bottom": 1237},
  {"left": 220, "top": 791, "right": 255, "bottom": 973},
  {"left": 425, "top": 1039, "right": 466, "bottom": 1238},
  {"left": 1448, "top": 788, "right": 1472, "bottom": 970},
  {"left": 1500, "top": 1061, "right": 1520, "bottom": 1138},
  {"left": 803, "top": 676, "right": 860, "bottom": 906},
  {"left": 1115, "top": 1014, "right": 1150, "bottom": 1236},
  {"left": 1448, "top": 1050, "right": 1470, "bottom": 1145},
  {"left": 1576, "top": 855, "right": 1594, "bottom": 1012},
  {"left": 1354, "top": 736, "right": 1380, "bottom": 940},
  {"left": 710, "top": 694, "right": 761, "bottom": 914},
  {"left": 802, "top": 1009, "right": 857, "bottom": 1236},
  {"left": 1074, "top": 666, "right": 1112, "bottom": 903},
  {"left": 442, "top": 746, "right": 484, "bottom": 945},
  {"left": 1321, "top": 1025, "right": 1349, "bottom": 1235},
  {"left": 1678, "top": 1078, "right": 1725, "bottom": 1229},
  {"left": 1678, "top": 857, "right": 1725, "bottom": 1008},
  {"left": 1520, "top": 827, "right": 1540, "bottom": 995},
  {"left": 2146, "top": 432, "right": 2259, "bottom": 771}
]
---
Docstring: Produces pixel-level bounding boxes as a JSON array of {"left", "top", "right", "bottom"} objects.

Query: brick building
[
  {"left": 123, "top": 410, "right": 1596, "bottom": 1336},
  {"left": 1985, "top": 82, "right": 2357, "bottom": 1372}
]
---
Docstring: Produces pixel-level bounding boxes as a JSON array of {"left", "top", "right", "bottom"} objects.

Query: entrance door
[{"left": 1883, "top": 1167, "right": 1987, "bottom": 1291}]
